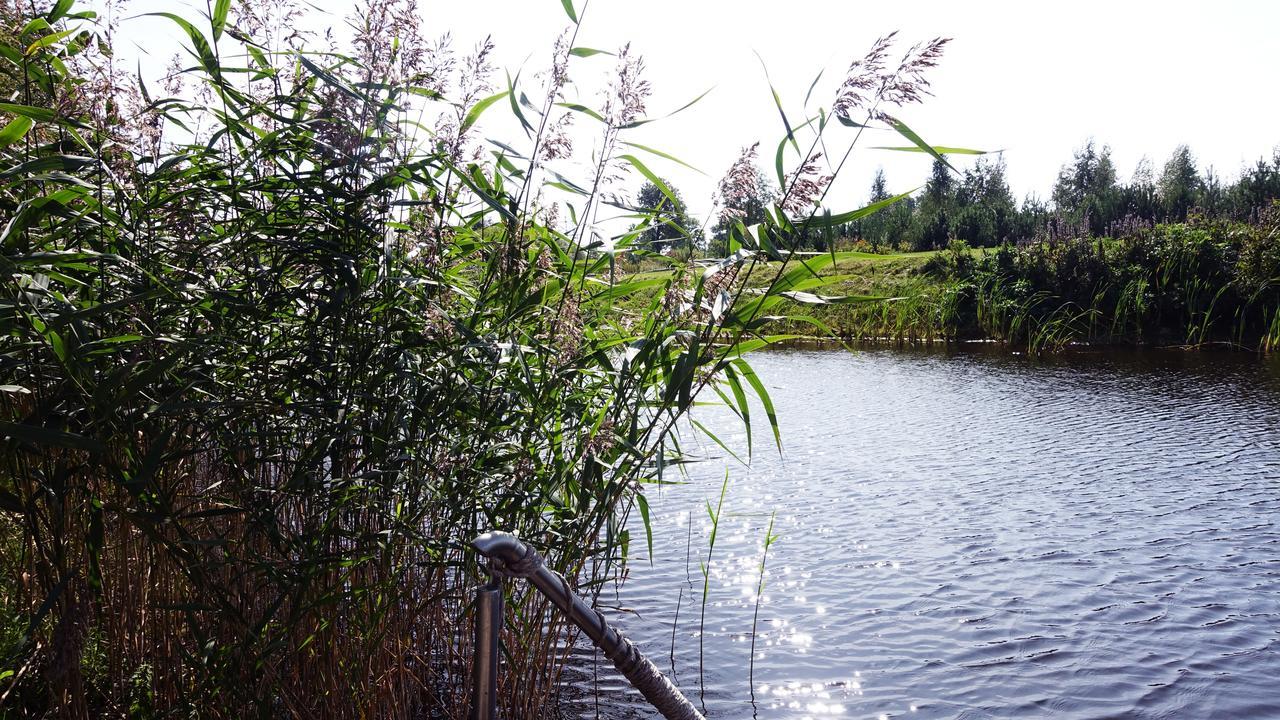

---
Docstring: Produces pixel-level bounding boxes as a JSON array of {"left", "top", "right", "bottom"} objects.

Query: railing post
[
  {"left": 469, "top": 575, "right": 503, "bottom": 720},
  {"left": 472, "top": 531, "right": 705, "bottom": 720}
]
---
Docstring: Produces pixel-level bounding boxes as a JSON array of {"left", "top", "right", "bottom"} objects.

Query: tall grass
[
  {"left": 0, "top": 2, "right": 959, "bottom": 716},
  {"left": 894, "top": 219, "right": 1280, "bottom": 354}
]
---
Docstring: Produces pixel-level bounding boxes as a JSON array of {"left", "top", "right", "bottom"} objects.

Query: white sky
[{"left": 111, "top": 0, "right": 1280, "bottom": 222}]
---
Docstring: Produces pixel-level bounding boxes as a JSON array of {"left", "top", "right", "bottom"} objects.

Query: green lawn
[{"left": 605, "top": 248, "right": 951, "bottom": 341}]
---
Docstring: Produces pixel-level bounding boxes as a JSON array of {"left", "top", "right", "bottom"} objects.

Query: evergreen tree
[
  {"left": 859, "top": 167, "right": 893, "bottom": 248},
  {"left": 870, "top": 167, "right": 890, "bottom": 202},
  {"left": 634, "top": 179, "right": 700, "bottom": 254},
  {"left": 1157, "top": 144, "right": 1201, "bottom": 222},
  {"left": 1200, "top": 166, "right": 1226, "bottom": 218},
  {"left": 911, "top": 159, "right": 954, "bottom": 250},
  {"left": 1123, "top": 156, "right": 1159, "bottom": 222},
  {"left": 951, "top": 156, "right": 1016, "bottom": 245},
  {"left": 1014, "top": 194, "right": 1050, "bottom": 241},
  {"left": 1227, "top": 152, "right": 1280, "bottom": 219},
  {"left": 924, "top": 158, "right": 955, "bottom": 206},
  {"left": 1052, "top": 139, "right": 1120, "bottom": 235}
]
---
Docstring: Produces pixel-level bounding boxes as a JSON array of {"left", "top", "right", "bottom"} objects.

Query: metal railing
[{"left": 470, "top": 531, "right": 704, "bottom": 720}]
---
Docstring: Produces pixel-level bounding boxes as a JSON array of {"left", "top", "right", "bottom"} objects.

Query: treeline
[
  {"left": 846, "top": 142, "right": 1280, "bottom": 250},
  {"left": 634, "top": 140, "right": 1280, "bottom": 254}
]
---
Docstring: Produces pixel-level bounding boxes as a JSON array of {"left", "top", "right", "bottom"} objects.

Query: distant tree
[
  {"left": 858, "top": 167, "right": 893, "bottom": 248},
  {"left": 909, "top": 159, "right": 955, "bottom": 250},
  {"left": 1052, "top": 139, "right": 1120, "bottom": 235},
  {"left": 949, "top": 204, "right": 996, "bottom": 247},
  {"left": 1053, "top": 140, "right": 1117, "bottom": 209},
  {"left": 952, "top": 156, "right": 1016, "bottom": 246},
  {"left": 923, "top": 158, "right": 955, "bottom": 206},
  {"left": 1200, "top": 166, "right": 1226, "bottom": 218},
  {"left": 881, "top": 195, "right": 917, "bottom": 249},
  {"left": 700, "top": 141, "right": 1280, "bottom": 253},
  {"left": 1158, "top": 144, "right": 1201, "bottom": 222},
  {"left": 1227, "top": 151, "right": 1280, "bottom": 219},
  {"left": 1121, "top": 156, "right": 1159, "bottom": 223},
  {"left": 870, "top": 167, "right": 890, "bottom": 203},
  {"left": 634, "top": 179, "right": 700, "bottom": 254},
  {"left": 1013, "top": 193, "right": 1050, "bottom": 241}
]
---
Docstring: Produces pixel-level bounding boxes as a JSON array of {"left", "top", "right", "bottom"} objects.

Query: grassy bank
[{"left": 615, "top": 213, "right": 1280, "bottom": 353}]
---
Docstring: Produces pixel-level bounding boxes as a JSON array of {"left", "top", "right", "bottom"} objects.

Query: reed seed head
[
  {"left": 604, "top": 43, "right": 650, "bottom": 126},
  {"left": 834, "top": 32, "right": 950, "bottom": 121},
  {"left": 717, "top": 142, "right": 763, "bottom": 224}
]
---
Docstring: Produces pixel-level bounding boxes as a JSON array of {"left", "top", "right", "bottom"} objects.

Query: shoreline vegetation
[
  {"left": 1, "top": 1, "right": 970, "bottom": 717},
  {"left": 614, "top": 211, "right": 1280, "bottom": 355}
]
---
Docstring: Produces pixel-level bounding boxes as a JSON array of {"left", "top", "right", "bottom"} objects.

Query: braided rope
[
  {"left": 488, "top": 541, "right": 543, "bottom": 579},
  {"left": 476, "top": 533, "right": 704, "bottom": 719},
  {"left": 604, "top": 634, "right": 702, "bottom": 719}
]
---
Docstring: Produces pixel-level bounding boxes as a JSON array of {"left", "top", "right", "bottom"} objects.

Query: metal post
[
  {"left": 472, "top": 531, "right": 704, "bottom": 720},
  {"left": 469, "top": 576, "right": 502, "bottom": 720}
]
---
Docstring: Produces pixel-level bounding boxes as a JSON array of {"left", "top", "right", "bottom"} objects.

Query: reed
[
  {"left": 922, "top": 219, "right": 1279, "bottom": 353},
  {"left": 696, "top": 472, "right": 728, "bottom": 709},
  {"left": 0, "top": 2, "right": 959, "bottom": 716},
  {"left": 747, "top": 510, "right": 778, "bottom": 700}
]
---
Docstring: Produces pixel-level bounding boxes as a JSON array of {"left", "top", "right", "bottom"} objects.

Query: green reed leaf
[
  {"left": 212, "top": 0, "right": 231, "bottom": 40},
  {"left": 731, "top": 359, "right": 781, "bottom": 453},
  {"left": 871, "top": 145, "right": 989, "bottom": 155},
  {"left": 1, "top": 422, "right": 104, "bottom": 452},
  {"left": 754, "top": 52, "right": 800, "bottom": 164},
  {"left": 635, "top": 493, "right": 654, "bottom": 564},
  {"left": 619, "top": 141, "right": 703, "bottom": 174},
  {"left": 722, "top": 363, "right": 753, "bottom": 458},
  {"left": 141, "top": 13, "right": 218, "bottom": 74},
  {"left": 560, "top": 0, "right": 578, "bottom": 23},
  {"left": 556, "top": 102, "right": 605, "bottom": 123},
  {"left": 47, "top": 0, "right": 74, "bottom": 22},
  {"left": 460, "top": 90, "right": 509, "bottom": 135},
  {"left": 24, "top": 27, "right": 76, "bottom": 55},
  {"left": 506, "top": 70, "right": 535, "bottom": 136},
  {"left": 879, "top": 113, "right": 957, "bottom": 172},
  {"left": 691, "top": 419, "right": 745, "bottom": 466},
  {"left": 803, "top": 67, "right": 825, "bottom": 109},
  {"left": 617, "top": 87, "right": 713, "bottom": 129},
  {"left": 802, "top": 187, "right": 919, "bottom": 229},
  {"left": 0, "top": 115, "right": 33, "bottom": 149},
  {"left": 618, "top": 154, "right": 677, "bottom": 206}
]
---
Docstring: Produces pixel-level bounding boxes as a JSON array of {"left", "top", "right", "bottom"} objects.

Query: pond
[{"left": 562, "top": 346, "right": 1280, "bottom": 719}]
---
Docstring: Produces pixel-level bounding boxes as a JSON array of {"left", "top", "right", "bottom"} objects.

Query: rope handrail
[{"left": 469, "top": 531, "right": 704, "bottom": 720}]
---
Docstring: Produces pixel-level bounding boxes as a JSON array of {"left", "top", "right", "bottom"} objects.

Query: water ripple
[{"left": 564, "top": 347, "right": 1280, "bottom": 719}]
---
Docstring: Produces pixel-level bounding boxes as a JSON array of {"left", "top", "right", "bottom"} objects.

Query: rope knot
[{"left": 489, "top": 542, "right": 543, "bottom": 579}]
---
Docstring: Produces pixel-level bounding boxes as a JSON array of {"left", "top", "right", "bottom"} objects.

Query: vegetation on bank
[
  {"left": 0, "top": 1, "right": 965, "bottom": 717},
  {"left": 925, "top": 213, "right": 1280, "bottom": 352},
  {"left": 612, "top": 210, "right": 1280, "bottom": 354}
]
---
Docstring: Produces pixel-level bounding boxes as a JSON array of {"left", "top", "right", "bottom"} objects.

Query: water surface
[{"left": 564, "top": 347, "right": 1280, "bottom": 719}]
